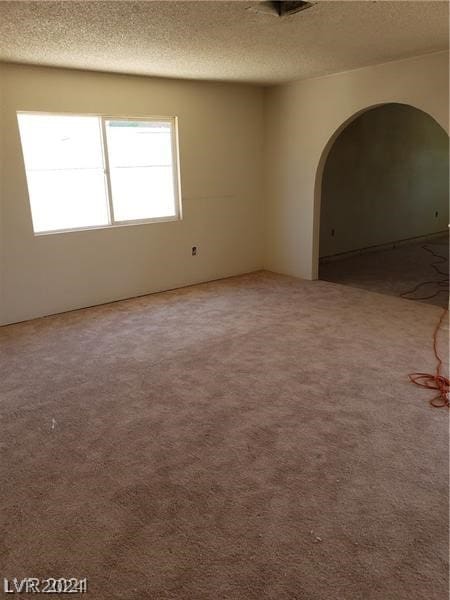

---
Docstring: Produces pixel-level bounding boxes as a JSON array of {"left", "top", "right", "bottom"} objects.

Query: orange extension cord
[
  {"left": 401, "top": 242, "right": 449, "bottom": 408},
  {"left": 408, "top": 306, "right": 449, "bottom": 408}
]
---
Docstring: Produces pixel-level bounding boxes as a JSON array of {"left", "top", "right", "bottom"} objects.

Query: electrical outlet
[{"left": 191, "top": 246, "right": 198, "bottom": 256}]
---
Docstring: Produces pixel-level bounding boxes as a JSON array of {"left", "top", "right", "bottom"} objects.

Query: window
[{"left": 17, "top": 112, "right": 181, "bottom": 234}]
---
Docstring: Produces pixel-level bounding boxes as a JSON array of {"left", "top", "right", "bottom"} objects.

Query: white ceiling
[{"left": 0, "top": 1, "right": 448, "bottom": 85}]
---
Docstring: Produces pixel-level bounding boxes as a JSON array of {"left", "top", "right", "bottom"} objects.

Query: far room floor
[
  {"left": 319, "top": 234, "right": 449, "bottom": 308},
  {"left": 1, "top": 272, "right": 447, "bottom": 599}
]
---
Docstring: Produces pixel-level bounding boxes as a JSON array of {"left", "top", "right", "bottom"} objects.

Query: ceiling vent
[
  {"left": 247, "top": 1, "right": 315, "bottom": 17},
  {"left": 270, "top": 1, "right": 314, "bottom": 16}
]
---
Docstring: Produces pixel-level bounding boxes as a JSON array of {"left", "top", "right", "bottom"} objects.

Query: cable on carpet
[
  {"left": 405, "top": 242, "right": 449, "bottom": 408},
  {"left": 408, "top": 307, "right": 449, "bottom": 408},
  {"left": 400, "top": 244, "right": 449, "bottom": 301}
]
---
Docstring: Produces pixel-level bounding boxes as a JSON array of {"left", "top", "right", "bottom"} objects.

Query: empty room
[{"left": 0, "top": 1, "right": 448, "bottom": 599}]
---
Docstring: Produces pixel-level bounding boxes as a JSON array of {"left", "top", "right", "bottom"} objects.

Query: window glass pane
[
  {"left": 105, "top": 119, "right": 177, "bottom": 221},
  {"left": 106, "top": 121, "right": 173, "bottom": 167},
  {"left": 26, "top": 170, "right": 110, "bottom": 232},
  {"left": 109, "top": 166, "right": 176, "bottom": 222},
  {"left": 17, "top": 113, "right": 110, "bottom": 233},
  {"left": 18, "top": 114, "right": 104, "bottom": 171}
]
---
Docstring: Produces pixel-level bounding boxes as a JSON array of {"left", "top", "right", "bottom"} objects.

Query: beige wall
[
  {"left": 264, "top": 51, "right": 449, "bottom": 279},
  {"left": 0, "top": 64, "right": 264, "bottom": 324},
  {"left": 0, "top": 64, "right": 4, "bottom": 319},
  {"left": 319, "top": 103, "right": 449, "bottom": 257},
  {"left": 1, "top": 52, "right": 449, "bottom": 324}
]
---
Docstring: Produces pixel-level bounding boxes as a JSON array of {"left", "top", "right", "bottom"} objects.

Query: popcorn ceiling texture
[{"left": 0, "top": 0, "right": 448, "bottom": 83}]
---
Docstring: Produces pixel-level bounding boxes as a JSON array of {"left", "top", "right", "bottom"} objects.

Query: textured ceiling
[{"left": 0, "top": 1, "right": 448, "bottom": 84}]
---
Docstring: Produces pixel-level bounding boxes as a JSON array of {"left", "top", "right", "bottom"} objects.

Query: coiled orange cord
[{"left": 408, "top": 307, "right": 449, "bottom": 408}]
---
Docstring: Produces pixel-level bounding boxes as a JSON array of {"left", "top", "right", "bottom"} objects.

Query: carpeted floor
[
  {"left": 319, "top": 235, "right": 449, "bottom": 308},
  {"left": 0, "top": 271, "right": 448, "bottom": 599}
]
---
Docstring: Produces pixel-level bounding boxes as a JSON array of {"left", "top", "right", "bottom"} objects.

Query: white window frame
[{"left": 17, "top": 111, "right": 183, "bottom": 236}]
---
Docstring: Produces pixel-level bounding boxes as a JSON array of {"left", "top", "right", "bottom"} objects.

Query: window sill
[{"left": 33, "top": 214, "right": 181, "bottom": 236}]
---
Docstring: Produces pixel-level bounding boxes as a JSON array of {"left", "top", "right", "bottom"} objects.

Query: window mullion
[{"left": 99, "top": 116, "right": 115, "bottom": 225}]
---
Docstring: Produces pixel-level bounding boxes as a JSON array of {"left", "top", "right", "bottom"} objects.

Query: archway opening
[{"left": 316, "top": 103, "right": 449, "bottom": 307}]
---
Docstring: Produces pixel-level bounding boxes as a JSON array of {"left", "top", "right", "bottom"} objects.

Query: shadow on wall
[{"left": 318, "top": 103, "right": 449, "bottom": 258}]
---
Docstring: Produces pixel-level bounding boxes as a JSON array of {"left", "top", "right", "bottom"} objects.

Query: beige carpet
[{"left": 0, "top": 271, "right": 448, "bottom": 599}]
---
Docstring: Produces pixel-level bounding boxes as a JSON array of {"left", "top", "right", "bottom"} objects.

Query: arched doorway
[{"left": 313, "top": 103, "right": 449, "bottom": 306}]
